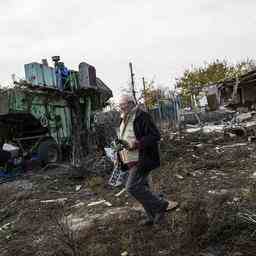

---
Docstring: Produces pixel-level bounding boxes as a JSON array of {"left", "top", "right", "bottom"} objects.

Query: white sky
[{"left": 1, "top": 0, "right": 256, "bottom": 99}]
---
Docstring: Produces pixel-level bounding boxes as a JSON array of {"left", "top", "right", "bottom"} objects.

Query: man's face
[
  {"left": 119, "top": 97, "right": 132, "bottom": 115},
  {"left": 119, "top": 102, "right": 130, "bottom": 115}
]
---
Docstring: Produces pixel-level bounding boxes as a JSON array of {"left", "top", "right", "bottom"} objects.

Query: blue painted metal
[
  {"left": 25, "top": 62, "right": 57, "bottom": 88},
  {"left": 55, "top": 62, "right": 70, "bottom": 91},
  {"left": 25, "top": 63, "right": 44, "bottom": 86}
]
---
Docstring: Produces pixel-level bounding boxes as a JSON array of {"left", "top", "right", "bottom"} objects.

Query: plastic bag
[{"left": 104, "top": 145, "right": 127, "bottom": 187}]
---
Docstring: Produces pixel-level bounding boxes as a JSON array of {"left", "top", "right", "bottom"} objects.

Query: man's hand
[
  {"left": 116, "top": 139, "right": 139, "bottom": 150},
  {"left": 116, "top": 139, "right": 129, "bottom": 149}
]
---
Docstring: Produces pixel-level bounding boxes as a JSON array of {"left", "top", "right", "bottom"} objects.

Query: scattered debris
[
  {"left": 75, "top": 185, "right": 82, "bottom": 191},
  {"left": 175, "top": 174, "right": 184, "bottom": 180},
  {"left": 71, "top": 202, "right": 85, "bottom": 209},
  {"left": 251, "top": 172, "right": 256, "bottom": 178},
  {"left": 104, "top": 201, "right": 113, "bottom": 207},
  {"left": 186, "top": 124, "right": 225, "bottom": 134},
  {"left": 0, "top": 222, "right": 13, "bottom": 232},
  {"left": 208, "top": 189, "right": 229, "bottom": 196},
  {"left": 115, "top": 188, "right": 126, "bottom": 197},
  {"left": 40, "top": 198, "right": 68, "bottom": 204},
  {"left": 1, "top": 123, "right": 256, "bottom": 255},
  {"left": 158, "top": 249, "right": 170, "bottom": 255},
  {"left": 226, "top": 132, "right": 237, "bottom": 138},
  {"left": 194, "top": 143, "right": 204, "bottom": 149},
  {"left": 87, "top": 200, "right": 107, "bottom": 207},
  {"left": 224, "top": 111, "right": 256, "bottom": 138},
  {"left": 87, "top": 199, "right": 112, "bottom": 207},
  {"left": 238, "top": 210, "right": 256, "bottom": 226},
  {"left": 248, "top": 136, "right": 256, "bottom": 143},
  {"left": 221, "top": 143, "right": 247, "bottom": 149},
  {"left": 166, "top": 201, "right": 179, "bottom": 211}
]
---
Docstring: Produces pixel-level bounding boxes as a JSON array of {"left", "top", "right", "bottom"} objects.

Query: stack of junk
[
  {"left": 24, "top": 56, "right": 97, "bottom": 91},
  {"left": 0, "top": 57, "right": 113, "bottom": 182}
]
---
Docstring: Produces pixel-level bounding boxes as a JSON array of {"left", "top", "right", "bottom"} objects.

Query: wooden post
[
  {"left": 67, "top": 95, "right": 84, "bottom": 167},
  {"left": 231, "top": 76, "right": 239, "bottom": 102},
  {"left": 129, "top": 62, "right": 137, "bottom": 104}
]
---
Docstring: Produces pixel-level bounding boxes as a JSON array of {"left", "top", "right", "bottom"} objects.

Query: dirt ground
[{"left": 1, "top": 129, "right": 256, "bottom": 256}]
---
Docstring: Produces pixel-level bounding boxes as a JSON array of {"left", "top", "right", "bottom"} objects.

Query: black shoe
[
  {"left": 154, "top": 201, "right": 169, "bottom": 224},
  {"left": 139, "top": 218, "right": 154, "bottom": 226}
]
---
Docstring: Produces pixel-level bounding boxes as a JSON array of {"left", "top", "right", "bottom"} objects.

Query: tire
[{"left": 38, "top": 139, "right": 60, "bottom": 165}]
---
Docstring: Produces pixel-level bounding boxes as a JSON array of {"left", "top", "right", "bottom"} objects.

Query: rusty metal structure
[{"left": 0, "top": 58, "right": 112, "bottom": 165}]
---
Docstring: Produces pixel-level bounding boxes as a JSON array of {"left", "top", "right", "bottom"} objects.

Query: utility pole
[
  {"left": 129, "top": 62, "right": 137, "bottom": 104},
  {"left": 142, "top": 77, "right": 148, "bottom": 110},
  {"left": 142, "top": 77, "right": 146, "bottom": 95}
]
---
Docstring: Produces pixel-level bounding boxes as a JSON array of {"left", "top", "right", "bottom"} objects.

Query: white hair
[{"left": 119, "top": 94, "right": 135, "bottom": 105}]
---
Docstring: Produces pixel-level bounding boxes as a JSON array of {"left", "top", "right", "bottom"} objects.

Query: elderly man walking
[{"left": 118, "top": 95, "right": 169, "bottom": 226}]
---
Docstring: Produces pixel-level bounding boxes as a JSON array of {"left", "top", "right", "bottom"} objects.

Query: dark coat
[{"left": 133, "top": 108, "right": 161, "bottom": 172}]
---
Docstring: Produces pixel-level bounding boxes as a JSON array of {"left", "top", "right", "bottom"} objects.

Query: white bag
[
  {"left": 105, "top": 146, "right": 127, "bottom": 187},
  {"left": 104, "top": 147, "right": 115, "bottom": 162}
]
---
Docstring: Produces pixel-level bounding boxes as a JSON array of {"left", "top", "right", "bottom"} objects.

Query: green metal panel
[
  {"left": 50, "top": 105, "right": 72, "bottom": 144},
  {"left": 69, "top": 70, "right": 79, "bottom": 91},
  {"left": 7, "top": 89, "right": 73, "bottom": 145},
  {"left": 3, "top": 89, "right": 94, "bottom": 146},
  {"left": 9, "top": 90, "right": 27, "bottom": 112},
  {"left": 30, "top": 100, "right": 72, "bottom": 145}
]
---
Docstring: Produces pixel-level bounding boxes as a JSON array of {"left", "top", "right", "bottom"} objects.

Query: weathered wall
[
  {"left": 242, "top": 85, "right": 256, "bottom": 103},
  {"left": 0, "top": 92, "right": 9, "bottom": 114}
]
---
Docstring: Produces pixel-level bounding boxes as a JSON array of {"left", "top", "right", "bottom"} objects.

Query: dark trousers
[{"left": 125, "top": 166, "right": 165, "bottom": 219}]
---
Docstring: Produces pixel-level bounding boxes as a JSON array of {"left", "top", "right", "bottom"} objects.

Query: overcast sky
[{"left": 1, "top": 0, "right": 256, "bottom": 98}]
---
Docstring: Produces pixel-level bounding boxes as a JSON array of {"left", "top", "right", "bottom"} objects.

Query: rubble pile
[
  {"left": 183, "top": 109, "right": 256, "bottom": 143},
  {"left": 92, "top": 110, "right": 120, "bottom": 151},
  {"left": 70, "top": 128, "right": 256, "bottom": 256},
  {"left": 181, "top": 108, "right": 235, "bottom": 126},
  {"left": 70, "top": 153, "right": 114, "bottom": 178},
  {"left": 224, "top": 111, "right": 256, "bottom": 139},
  {"left": 1, "top": 120, "right": 256, "bottom": 255}
]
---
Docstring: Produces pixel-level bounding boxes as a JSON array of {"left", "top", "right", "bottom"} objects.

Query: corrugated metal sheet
[
  {"left": 79, "top": 62, "right": 97, "bottom": 88},
  {"left": 42, "top": 65, "right": 57, "bottom": 88},
  {"left": 25, "top": 63, "right": 57, "bottom": 88},
  {"left": 25, "top": 63, "right": 45, "bottom": 86}
]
